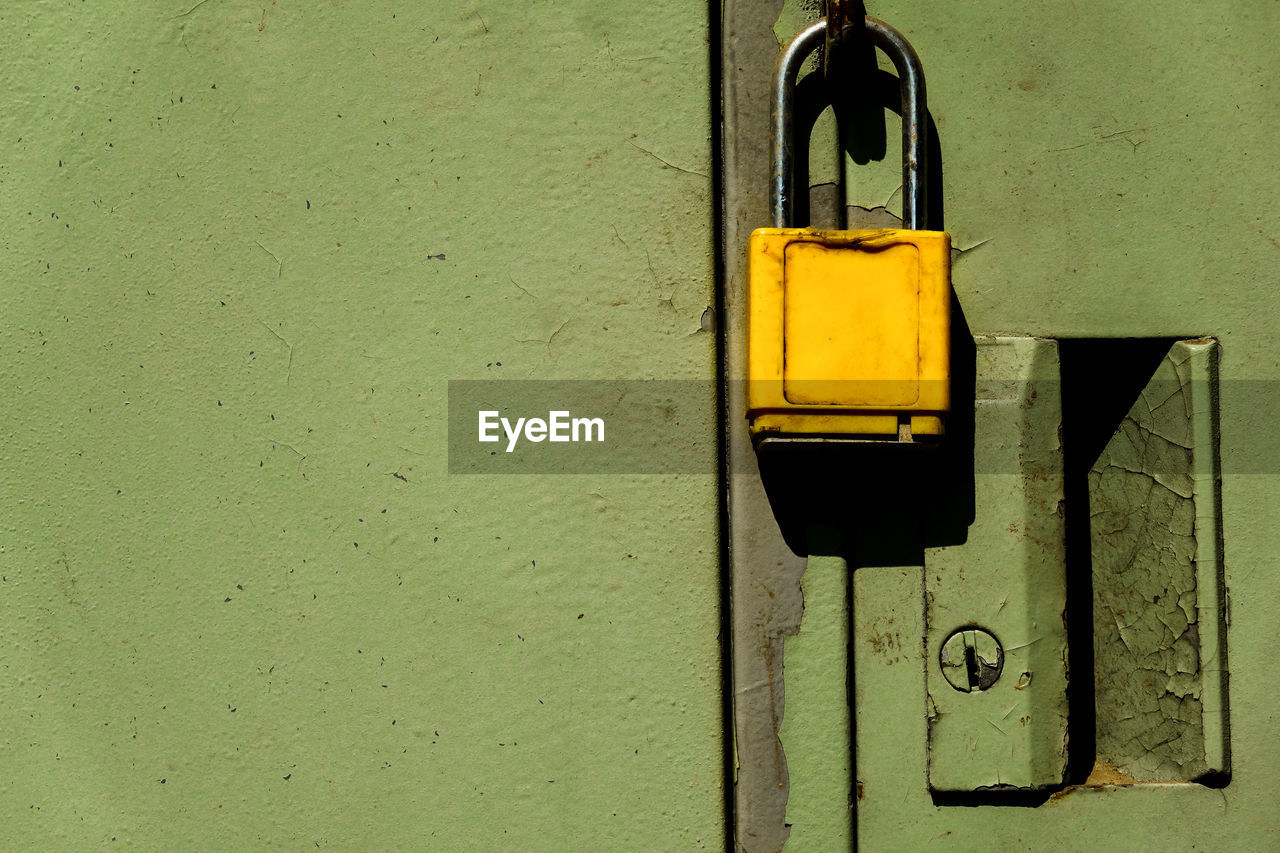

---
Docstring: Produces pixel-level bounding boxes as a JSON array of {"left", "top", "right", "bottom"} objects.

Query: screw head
[{"left": 939, "top": 628, "right": 1004, "bottom": 692}]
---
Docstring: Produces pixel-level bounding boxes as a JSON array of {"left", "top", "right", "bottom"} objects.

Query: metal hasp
[
  {"left": 925, "top": 338, "right": 1070, "bottom": 792},
  {"left": 770, "top": 17, "right": 927, "bottom": 229},
  {"left": 747, "top": 15, "right": 950, "bottom": 446}
]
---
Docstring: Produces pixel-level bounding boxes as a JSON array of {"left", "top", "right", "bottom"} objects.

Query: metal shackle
[{"left": 770, "top": 17, "right": 928, "bottom": 230}]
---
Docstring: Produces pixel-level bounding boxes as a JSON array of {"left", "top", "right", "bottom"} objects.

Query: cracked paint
[{"left": 1091, "top": 339, "right": 1228, "bottom": 782}]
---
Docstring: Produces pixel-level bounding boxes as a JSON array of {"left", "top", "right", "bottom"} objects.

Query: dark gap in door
[{"left": 708, "top": 0, "right": 736, "bottom": 848}]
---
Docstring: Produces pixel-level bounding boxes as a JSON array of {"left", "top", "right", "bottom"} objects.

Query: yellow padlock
[{"left": 747, "top": 17, "right": 950, "bottom": 446}]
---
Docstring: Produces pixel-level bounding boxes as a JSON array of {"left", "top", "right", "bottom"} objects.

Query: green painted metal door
[{"left": 1, "top": 2, "right": 726, "bottom": 849}]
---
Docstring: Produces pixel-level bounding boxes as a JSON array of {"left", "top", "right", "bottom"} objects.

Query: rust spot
[
  {"left": 856, "top": 781, "right": 865, "bottom": 800},
  {"left": 1083, "top": 761, "right": 1139, "bottom": 786},
  {"left": 866, "top": 629, "right": 899, "bottom": 658},
  {"left": 1049, "top": 761, "right": 1139, "bottom": 801}
]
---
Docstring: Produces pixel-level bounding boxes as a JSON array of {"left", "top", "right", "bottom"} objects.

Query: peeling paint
[
  {"left": 1048, "top": 761, "right": 1140, "bottom": 802},
  {"left": 1091, "top": 339, "right": 1228, "bottom": 782}
]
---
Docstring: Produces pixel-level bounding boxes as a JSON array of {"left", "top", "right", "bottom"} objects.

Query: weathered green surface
[
  {"left": 854, "top": 563, "right": 1254, "bottom": 852},
  {"left": 781, "top": 549, "right": 852, "bottom": 850},
  {"left": 1, "top": 2, "right": 723, "bottom": 849},
  {"left": 860, "top": 2, "right": 1280, "bottom": 343},
  {"left": 1091, "top": 339, "right": 1228, "bottom": 781},
  {"left": 925, "top": 338, "right": 1068, "bottom": 792},
  {"left": 848, "top": 0, "right": 1280, "bottom": 849},
  {"left": 726, "top": 0, "right": 1280, "bottom": 850}
]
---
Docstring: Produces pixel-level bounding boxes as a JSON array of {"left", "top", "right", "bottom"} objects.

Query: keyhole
[
  {"left": 939, "top": 627, "right": 1005, "bottom": 693},
  {"left": 964, "top": 643, "right": 981, "bottom": 691}
]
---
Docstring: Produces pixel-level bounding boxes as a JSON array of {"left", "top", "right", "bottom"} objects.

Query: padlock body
[{"left": 746, "top": 227, "right": 951, "bottom": 442}]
